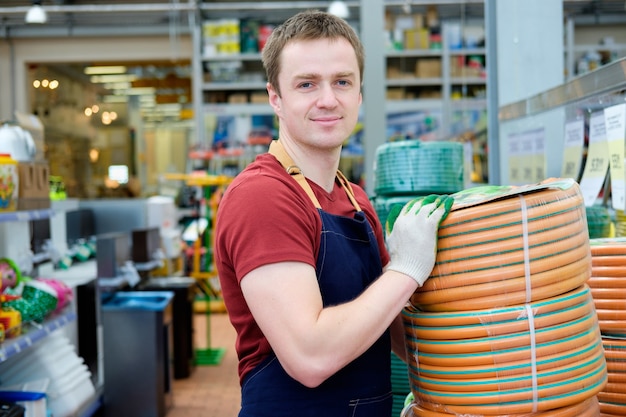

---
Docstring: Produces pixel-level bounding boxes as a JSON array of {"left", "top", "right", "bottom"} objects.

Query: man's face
[{"left": 267, "top": 37, "right": 362, "bottom": 151}]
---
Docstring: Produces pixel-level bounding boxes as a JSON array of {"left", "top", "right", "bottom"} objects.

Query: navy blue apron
[{"left": 238, "top": 141, "right": 392, "bottom": 417}]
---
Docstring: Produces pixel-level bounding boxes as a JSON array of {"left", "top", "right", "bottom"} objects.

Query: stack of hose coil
[
  {"left": 372, "top": 195, "right": 416, "bottom": 229},
  {"left": 600, "top": 339, "right": 626, "bottom": 417},
  {"left": 589, "top": 238, "right": 626, "bottom": 416},
  {"left": 401, "top": 178, "right": 607, "bottom": 416},
  {"left": 373, "top": 140, "right": 464, "bottom": 197},
  {"left": 585, "top": 205, "right": 612, "bottom": 239},
  {"left": 372, "top": 139, "right": 465, "bottom": 414},
  {"left": 372, "top": 139, "right": 465, "bottom": 228}
]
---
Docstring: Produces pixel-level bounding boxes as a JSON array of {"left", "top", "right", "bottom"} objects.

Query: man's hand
[{"left": 385, "top": 194, "right": 454, "bottom": 287}]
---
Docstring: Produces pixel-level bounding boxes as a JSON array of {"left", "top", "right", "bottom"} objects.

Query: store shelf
[
  {"left": 202, "top": 81, "right": 267, "bottom": 91},
  {"left": 450, "top": 76, "right": 487, "bottom": 85},
  {"left": 0, "top": 310, "right": 77, "bottom": 363},
  {"left": 202, "top": 53, "right": 263, "bottom": 62},
  {"left": 385, "top": 99, "right": 444, "bottom": 113},
  {"left": 386, "top": 49, "right": 443, "bottom": 58},
  {"left": 203, "top": 103, "right": 273, "bottom": 115},
  {"left": 0, "top": 209, "right": 53, "bottom": 224},
  {"left": 387, "top": 77, "right": 444, "bottom": 87},
  {"left": 449, "top": 47, "right": 487, "bottom": 56}
]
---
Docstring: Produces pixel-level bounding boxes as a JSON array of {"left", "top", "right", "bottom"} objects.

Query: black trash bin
[
  {"left": 139, "top": 277, "right": 197, "bottom": 379},
  {"left": 101, "top": 291, "right": 174, "bottom": 417}
]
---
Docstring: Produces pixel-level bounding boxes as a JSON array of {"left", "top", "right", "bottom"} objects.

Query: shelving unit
[
  {"left": 190, "top": 0, "right": 488, "bottom": 180},
  {"left": 0, "top": 311, "right": 76, "bottom": 363},
  {"left": 0, "top": 208, "right": 58, "bottom": 363},
  {"left": 564, "top": 16, "right": 626, "bottom": 81},
  {"left": 0, "top": 209, "right": 53, "bottom": 223}
]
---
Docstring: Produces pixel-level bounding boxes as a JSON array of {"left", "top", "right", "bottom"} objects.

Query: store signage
[
  {"left": 561, "top": 118, "right": 585, "bottom": 180},
  {"left": 579, "top": 111, "right": 609, "bottom": 207},
  {"left": 604, "top": 103, "right": 626, "bottom": 210}
]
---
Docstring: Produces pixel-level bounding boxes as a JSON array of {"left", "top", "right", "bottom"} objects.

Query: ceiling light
[
  {"left": 25, "top": 1, "right": 47, "bottom": 24},
  {"left": 90, "top": 74, "right": 138, "bottom": 83},
  {"left": 84, "top": 66, "right": 128, "bottom": 75},
  {"left": 328, "top": 1, "right": 350, "bottom": 19}
]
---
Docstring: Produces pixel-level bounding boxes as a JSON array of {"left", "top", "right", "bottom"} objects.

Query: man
[{"left": 214, "top": 9, "right": 453, "bottom": 416}]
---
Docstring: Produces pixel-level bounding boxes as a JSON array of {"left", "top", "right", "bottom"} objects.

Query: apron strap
[{"left": 268, "top": 140, "right": 361, "bottom": 212}]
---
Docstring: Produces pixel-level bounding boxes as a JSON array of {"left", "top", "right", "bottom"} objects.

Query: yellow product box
[
  {"left": 0, "top": 308, "right": 21, "bottom": 338},
  {"left": 0, "top": 153, "right": 18, "bottom": 212},
  {"left": 404, "top": 28, "right": 429, "bottom": 50}
]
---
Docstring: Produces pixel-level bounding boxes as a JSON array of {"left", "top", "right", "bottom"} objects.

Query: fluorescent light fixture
[
  {"left": 25, "top": 1, "right": 47, "bottom": 24},
  {"left": 90, "top": 74, "right": 138, "bottom": 83},
  {"left": 102, "top": 82, "right": 132, "bottom": 90},
  {"left": 84, "top": 66, "right": 128, "bottom": 75},
  {"left": 123, "top": 87, "right": 156, "bottom": 96},
  {"left": 102, "top": 95, "right": 129, "bottom": 103},
  {"left": 327, "top": 1, "right": 349, "bottom": 19}
]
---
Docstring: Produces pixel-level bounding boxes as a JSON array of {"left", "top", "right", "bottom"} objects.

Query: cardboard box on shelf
[
  {"left": 17, "top": 161, "right": 51, "bottom": 210},
  {"left": 386, "top": 88, "right": 405, "bottom": 100},
  {"left": 228, "top": 93, "right": 248, "bottom": 104},
  {"left": 415, "top": 59, "right": 441, "bottom": 78},
  {"left": 249, "top": 92, "right": 269, "bottom": 104}
]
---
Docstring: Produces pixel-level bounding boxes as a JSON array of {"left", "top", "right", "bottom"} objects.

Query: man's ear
[{"left": 267, "top": 82, "right": 281, "bottom": 113}]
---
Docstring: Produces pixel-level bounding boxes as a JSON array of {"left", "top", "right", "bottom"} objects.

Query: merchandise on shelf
[
  {"left": 203, "top": 18, "right": 241, "bottom": 57},
  {"left": 0, "top": 154, "right": 18, "bottom": 212}
]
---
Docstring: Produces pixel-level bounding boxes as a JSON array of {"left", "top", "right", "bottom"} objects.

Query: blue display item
[{"left": 101, "top": 291, "right": 174, "bottom": 311}]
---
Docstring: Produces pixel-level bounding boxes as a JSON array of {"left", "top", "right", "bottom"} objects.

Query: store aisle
[{"left": 168, "top": 312, "right": 241, "bottom": 417}]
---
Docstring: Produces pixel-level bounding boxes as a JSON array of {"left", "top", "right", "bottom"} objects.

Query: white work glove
[{"left": 385, "top": 194, "right": 454, "bottom": 287}]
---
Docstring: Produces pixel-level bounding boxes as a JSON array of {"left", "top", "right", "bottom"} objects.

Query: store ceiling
[
  {"left": 1, "top": 1, "right": 625, "bottom": 37},
  {"left": 4, "top": 0, "right": 626, "bottom": 124}
]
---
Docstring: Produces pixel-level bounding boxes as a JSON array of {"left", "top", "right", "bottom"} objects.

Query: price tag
[
  {"left": 561, "top": 119, "right": 585, "bottom": 180},
  {"left": 579, "top": 111, "right": 609, "bottom": 206},
  {"left": 520, "top": 130, "right": 535, "bottom": 183},
  {"left": 508, "top": 132, "right": 522, "bottom": 184},
  {"left": 530, "top": 128, "right": 546, "bottom": 182},
  {"left": 604, "top": 103, "right": 626, "bottom": 210}
]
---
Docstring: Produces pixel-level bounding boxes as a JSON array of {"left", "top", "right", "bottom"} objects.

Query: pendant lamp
[
  {"left": 25, "top": 0, "right": 47, "bottom": 24},
  {"left": 327, "top": 1, "right": 350, "bottom": 19}
]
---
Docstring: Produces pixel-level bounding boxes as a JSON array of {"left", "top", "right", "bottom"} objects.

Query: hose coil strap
[
  {"left": 519, "top": 195, "right": 532, "bottom": 305},
  {"left": 525, "top": 303, "right": 539, "bottom": 413}
]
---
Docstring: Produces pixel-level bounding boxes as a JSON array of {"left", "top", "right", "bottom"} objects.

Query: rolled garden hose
[
  {"left": 402, "top": 285, "right": 607, "bottom": 415},
  {"left": 598, "top": 338, "right": 626, "bottom": 416},
  {"left": 401, "top": 396, "right": 600, "bottom": 417},
  {"left": 588, "top": 238, "right": 626, "bottom": 338},
  {"left": 373, "top": 140, "right": 465, "bottom": 196},
  {"left": 371, "top": 195, "right": 416, "bottom": 229},
  {"left": 411, "top": 178, "right": 589, "bottom": 312},
  {"left": 586, "top": 204, "right": 612, "bottom": 238}
]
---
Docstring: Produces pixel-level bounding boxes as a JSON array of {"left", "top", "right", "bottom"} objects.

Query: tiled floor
[{"left": 168, "top": 312, "right": 241, "bottom": 417}]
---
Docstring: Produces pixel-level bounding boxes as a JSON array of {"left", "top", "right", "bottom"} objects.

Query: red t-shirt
[{"left": 214, "top": 153, "right": 390, "bottom": 384}]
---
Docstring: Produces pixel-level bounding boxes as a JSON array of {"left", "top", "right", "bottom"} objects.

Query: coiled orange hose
[
  {"left": 403, "top": 286, "right": 606, "bottom": 414},
  {"left": 402, "top": 179, "right": 607, "bottom": 416},
  {"left": 412, "top": 179, "right": 589, "bottom": 312},
  {"left": 402, "top": 396, "right": 600, "bottom": 417}
]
